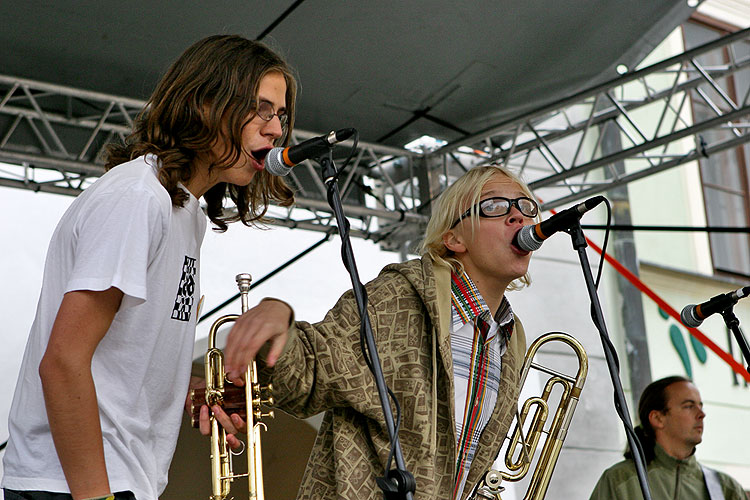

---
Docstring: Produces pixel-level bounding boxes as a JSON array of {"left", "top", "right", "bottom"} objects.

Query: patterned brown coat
[{"left": 264, "top": 255, "right": 527, "bottom": 500}]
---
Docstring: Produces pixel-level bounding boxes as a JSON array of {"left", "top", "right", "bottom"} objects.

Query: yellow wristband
[{"left": 81, "top": 495, "right": 115, "bottom": 500}]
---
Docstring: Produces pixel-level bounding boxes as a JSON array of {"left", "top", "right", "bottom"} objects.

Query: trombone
[{"left": 470, "top": 331, "right": 588, "bottom": 500}]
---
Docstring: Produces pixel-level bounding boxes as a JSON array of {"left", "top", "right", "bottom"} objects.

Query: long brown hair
[{"left": 106, "top": 34, "right": 296, "bottom": 231}]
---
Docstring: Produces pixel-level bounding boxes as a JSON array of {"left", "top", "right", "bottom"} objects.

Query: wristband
[{"left": 81, "top": 495, "right": 115, "bottom": 500}]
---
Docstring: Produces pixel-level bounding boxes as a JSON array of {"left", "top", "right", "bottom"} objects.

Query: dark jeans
[{"left": 3, "top": 490, "right": 135, "bottom": 500}]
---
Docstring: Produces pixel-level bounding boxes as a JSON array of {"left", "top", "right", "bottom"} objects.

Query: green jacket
[
  {"left": 589, "top": 444, "right": 746, "bottom": 500},
  {"left": 265, "top": 256, "right": 527, "bottom": 500}
]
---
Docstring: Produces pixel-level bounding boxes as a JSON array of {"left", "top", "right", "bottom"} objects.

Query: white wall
[{"left": 622, "top": 10, "right": 750, "bottom": 488}]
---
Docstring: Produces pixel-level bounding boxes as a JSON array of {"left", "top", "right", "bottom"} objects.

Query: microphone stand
[
  {"left": 316, "top": 149, "right": 415, "bottom": 500},
  {"left": 719, "top": 308, "right": 750, "bottom": 372},
  {"left": 566, "top": 221, "right": 653, "bottom": 500}
]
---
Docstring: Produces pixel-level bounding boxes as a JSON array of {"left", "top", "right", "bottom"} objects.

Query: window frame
[{"left": 684, "top": 15, "right": 750, "bottom": 278}]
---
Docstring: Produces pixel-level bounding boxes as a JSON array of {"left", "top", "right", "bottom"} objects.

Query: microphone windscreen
[
  {"left": 680, "top": 305, "right": 701, "bottom": 328},
  {"left": 515, "top": 225, "right": 543, "bottom": 252},
  {"left": 265, "top": 147, "right": 292, "bottom": 176}
]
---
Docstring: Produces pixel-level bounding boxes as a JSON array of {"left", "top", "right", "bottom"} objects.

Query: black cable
[
  {"left": 255, "top": 0, "right": 306, "bottom": 41},
  {"left": 593, "top": 198, "right": 612, "bottom": 289},
  {"left": 591, "top": 306, "right": 651, "bottom": 479},
  {"left": 328, "top": 132, "right": 359, "bottom": 185},
  {"left": 325, "top": 133, "right": 404, "bottom": 480},
  {"left": 579, "top": 204, "right": 651, "bottom": 496},
  {"left": 581, "top": 224, "right": 750, "bottom": 233}
]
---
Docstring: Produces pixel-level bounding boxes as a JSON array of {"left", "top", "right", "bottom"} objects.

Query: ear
[
  {"left": 443, "top": 229, "right": 467, "bottom": 254},
  {"left": 648, "top": 409, "right": 665, "bottom": 431}
]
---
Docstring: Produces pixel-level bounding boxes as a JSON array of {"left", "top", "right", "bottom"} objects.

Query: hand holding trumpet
[
  {"left": 188, "top": 298, "right": 292, "bottom": 442},
  {"left": 223, "top": 297, "right": 293, "bottom": 381},
  {"left": 187, "top": 275, "right": 295, "bottom": 500},
  {"left": 186, "top": 376, "right": 247, "bottom": 450}
]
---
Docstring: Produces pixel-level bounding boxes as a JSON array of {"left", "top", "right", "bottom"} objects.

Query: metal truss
[
  {"left": 434, "top": 27, "right": 750, "bottom": 212},
  {"left": 2, "top": 27, "right": 750, "bottom": 250},
  {"left": 252, "top": 131, "right": 427, "bottom": 249},
  {"left": 0, "top": 74, "right": 138, "bottom": 194},
  {"left": 0, "top": 75, "right": 426, "bottom": 246}
]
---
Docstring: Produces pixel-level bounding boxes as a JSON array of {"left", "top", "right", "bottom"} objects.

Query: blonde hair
[{"left": 418, "top": 164, "right": 538, "bottom": 291}]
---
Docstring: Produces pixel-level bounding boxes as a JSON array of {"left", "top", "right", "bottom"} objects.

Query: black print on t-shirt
[{"left": 171, "top": 255, "right": 197, "bottom": 322}]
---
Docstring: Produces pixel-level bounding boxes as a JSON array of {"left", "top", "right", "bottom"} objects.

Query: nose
[
  {"left": 506, "top": 205, "right": 529, "bottom": 226},
  {"left": 697, "top": 406, "right": 706, "bottom": 419},
  {"left": 262, "top": 115, "right": 284, "bottom": 140}
]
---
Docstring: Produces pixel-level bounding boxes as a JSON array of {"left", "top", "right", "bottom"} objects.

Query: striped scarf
[{"left": 450, "top": 269, "right": 514, "bottom": 500}]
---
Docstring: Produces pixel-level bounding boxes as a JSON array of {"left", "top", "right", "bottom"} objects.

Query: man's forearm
[
  {"left": 39, "top": 288, "right": 122, "bottom": 500},
  {"left": 41, "top": 359, "right": 111, "bottom": 499}
]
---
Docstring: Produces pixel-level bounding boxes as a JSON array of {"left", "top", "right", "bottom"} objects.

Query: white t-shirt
[{"left": 2, "top": 155, "right": 207, "bottom": 500}]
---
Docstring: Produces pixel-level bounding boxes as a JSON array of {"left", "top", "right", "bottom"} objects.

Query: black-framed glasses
[
  {"left": 451, "top": 196, "right": 539, "bottom": 228},
  {"left": 255, "top": 100, "right": 288, "bottom": 128}
]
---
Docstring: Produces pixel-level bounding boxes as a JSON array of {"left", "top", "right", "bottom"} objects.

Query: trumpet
[
  {"left": 190, "top": 273, "right": 274, "bottom": 500},
  {"left": 470, "top": 331, "right": 588, "bottom": 500}
]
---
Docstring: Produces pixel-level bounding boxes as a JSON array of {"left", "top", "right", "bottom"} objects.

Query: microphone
[
  {"left": 513, "top": 196, "right": 606, "bottom": 251},
  {"left": 265, "top": 128, "right": 355, "bottom": 176},
  {"left": 680, "top": 286, "right": 750, "bottom": 327}
]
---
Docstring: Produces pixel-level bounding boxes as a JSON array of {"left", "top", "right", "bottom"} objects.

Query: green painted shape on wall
[
  {"left": 670, "top": 325, "right": 692, "bottom": 378},
  {"left": 689, "top": 333, "right": 708, "bottom": 364},
  {"left": 658, "top": 307, "right": 669, "bottom": 320}
]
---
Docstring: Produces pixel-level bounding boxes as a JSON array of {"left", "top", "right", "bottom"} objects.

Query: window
[{"left": 684, "top": 19, "right": 750, "bottom": 277}]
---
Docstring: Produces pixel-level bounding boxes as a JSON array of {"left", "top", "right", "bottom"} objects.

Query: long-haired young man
[{"left": 2, "top": 34, "right": 297, "bottom": 500}]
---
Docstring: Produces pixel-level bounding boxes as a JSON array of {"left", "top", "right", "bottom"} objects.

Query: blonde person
[{"left": 221, "top": 164, "right": 539, "bottom": 499}]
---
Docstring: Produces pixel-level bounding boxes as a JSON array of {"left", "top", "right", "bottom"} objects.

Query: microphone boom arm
[{"left": 720, "top": 309, "right": 750, "bottom": 372}]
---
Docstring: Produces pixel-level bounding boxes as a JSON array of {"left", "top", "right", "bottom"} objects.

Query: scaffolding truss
[
  {"left": 438, "top": 27, "right": 750, "bottom": 211},
  {"left": 2, "top": 27, "right": 750, "bottom": 250}
]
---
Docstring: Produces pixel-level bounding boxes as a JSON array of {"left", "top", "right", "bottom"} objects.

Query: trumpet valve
[
  {"left": 251, "top": 382, "right": 275, "bottom": 421},
  {"left": 261, "top": 383, "right": 274, "bottom": 407},
  {"left": 252, "top": 406, "right": 275, "bottom": 421},
  {"left": 206, "top": 389, "right": 224, "bottom": 408}
]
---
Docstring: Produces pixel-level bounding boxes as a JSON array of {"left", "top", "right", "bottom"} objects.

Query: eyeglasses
[
  {"left": 255, "top": 100, "right": 288, "bottom": 129},
  {"left": 451, "top": 196, "right": 539, "bottom": 229}
]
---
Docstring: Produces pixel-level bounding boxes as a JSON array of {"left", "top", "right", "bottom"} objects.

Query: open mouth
[
  {"left": 250, "top": 148, "right": 272, "bottom": 163},
  {"left": 510, "top": 239, "right": 530, "bottom": 255}
]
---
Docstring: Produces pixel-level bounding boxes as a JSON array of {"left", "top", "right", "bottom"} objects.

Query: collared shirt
[{"left": 450, "top": 269, "right": 514, "bottom": 500}]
